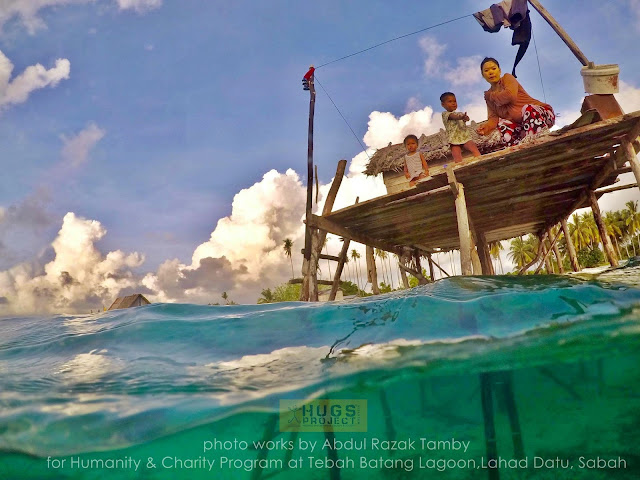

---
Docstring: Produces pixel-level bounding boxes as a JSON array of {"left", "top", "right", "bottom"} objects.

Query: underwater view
[{"left": 2, "top": 263, "right": 640, "bottom": 479}]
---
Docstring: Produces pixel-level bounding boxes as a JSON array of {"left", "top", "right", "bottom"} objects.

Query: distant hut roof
[
  {"left": 364, "top": 121, "right": 504, "bottom": 176},
  {"left": 108, "top": 294, "right": 151, "bottom": 310}
]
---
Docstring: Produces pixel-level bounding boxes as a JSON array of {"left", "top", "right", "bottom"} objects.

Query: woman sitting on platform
[{"left": 476, "top": 57, "right": 555, "bottom": 147}]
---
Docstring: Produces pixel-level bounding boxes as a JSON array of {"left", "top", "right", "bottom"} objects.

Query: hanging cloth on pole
[{"left": 473, "top": 0, "right": 532, "bottom": 77}]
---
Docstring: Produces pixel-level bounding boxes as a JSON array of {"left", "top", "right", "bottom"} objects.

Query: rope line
[
  {"left": 314, "top": 75, "right": 370, "bottom": 159},
  {"left": 532, "top": 28, "right": 547, "bottom": 103},
  {"left": 316, "top": 14, "right": 473, "bottom": 69}
]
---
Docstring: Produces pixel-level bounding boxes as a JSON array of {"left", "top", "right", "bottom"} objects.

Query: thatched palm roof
[{"left": 364, "top": 121, "right": 503, "bottom": 176}]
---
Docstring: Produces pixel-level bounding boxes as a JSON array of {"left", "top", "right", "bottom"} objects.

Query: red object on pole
[{"left": 303, "top": 66, "right": 315, "bottom": 80}]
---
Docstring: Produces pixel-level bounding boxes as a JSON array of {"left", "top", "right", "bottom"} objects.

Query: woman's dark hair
[
  {"left": 481, "top": 57, "right": 500, "bottom": 71},
  {"left": 403, "top": 134, "right": 419, "bottom": 146}
]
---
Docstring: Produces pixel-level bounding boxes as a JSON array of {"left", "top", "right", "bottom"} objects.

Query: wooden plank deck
[{"left": 311, "top": 111, "right": 640, "bottom": 254}]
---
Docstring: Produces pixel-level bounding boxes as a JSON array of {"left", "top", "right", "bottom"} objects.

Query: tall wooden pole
[
  {"left": 528, "top": 0, "right": 590, "bottom": 66},
  {"left": 301, "top": 68, "right": 316, "bottom": 301},
  {"left": 621, "top": 139, "right": 640, "bottom": 196},
  {"left": 548, "top": 226, "right": 565, "bottom": 273},
  {"left": 589, "top": 191, "right": 618, "bottom": 267},
  {"left": 366, "top": 246, "right": 381, "bottom": 295},
  {"left": 561, "top": 218, "right": 580, "bottom": 272},
  {"left": 427, "top": 253, "right": 436, "bottom": 281}
]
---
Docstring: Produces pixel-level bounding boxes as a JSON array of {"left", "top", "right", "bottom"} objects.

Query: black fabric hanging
[{"left": 511, "top": 11, "right": 532, "bottom": 78}]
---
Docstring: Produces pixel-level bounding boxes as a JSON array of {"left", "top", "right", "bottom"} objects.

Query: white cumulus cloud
[
  {"left": 363, "top": 106, "right": 443, "bottom": 150},
  {"left": 142, "top": 169, "right": 308, "bottom": 305},
  {"left": 61, "top": 123, "right": 106, "bottom": 167},
  {"left": 0, "top": 212, "right": 144, "bottom": 315},
  {"left": 418, "top": 35, "right": 482, "bottom": 86},
  {"left": 0, "top": 49, "right": 69, "bottom": 108}
]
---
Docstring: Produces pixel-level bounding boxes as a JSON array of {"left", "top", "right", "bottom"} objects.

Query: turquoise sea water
[{"left": 2, "top": 264, "right": 640, "bottom": 479}]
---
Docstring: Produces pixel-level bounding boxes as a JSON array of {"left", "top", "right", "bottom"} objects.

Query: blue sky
[{"left": 1, "top": 0, "right": 640, "bottom": 314}]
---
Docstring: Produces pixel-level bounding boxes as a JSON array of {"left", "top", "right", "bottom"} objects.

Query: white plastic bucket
[{"left": 581, "top": 64, "right": 620, "bottom": 94}]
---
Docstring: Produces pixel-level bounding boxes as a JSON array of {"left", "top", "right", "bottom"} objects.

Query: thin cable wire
[
  {"left": 316, "top": 14, "right": 473, "bottom": 69},
  {"left": 315, "top": 75, "right": 370, "bottom": 159},
  {"left": 532, "top": 28, "right": 547, "bottom": 103}
]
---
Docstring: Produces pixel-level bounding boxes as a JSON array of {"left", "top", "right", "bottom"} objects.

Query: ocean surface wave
[{"left": 2, "top": 272, "right": 640, "bottom": 461}]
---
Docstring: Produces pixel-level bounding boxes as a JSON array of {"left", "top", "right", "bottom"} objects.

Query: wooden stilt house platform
[{"left": 307, "top": 109, "right": 640, "bottom": 281}]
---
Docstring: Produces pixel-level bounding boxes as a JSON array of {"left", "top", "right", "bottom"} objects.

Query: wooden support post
[
  {"left": 535, "top": 229, "right": 562, "bottom": 274},
  {"left": 541, "top": 237, "right": 553, "bottom": 273},
  {"left": 366, "top": 245, "right": 381, "bottom": 295},
  {"left": 528, "top": 0, "right": 589, "bottom": 66},
  {"left": 476, "top": 232, "right": 495, "bottom": 275},
  {"left": 427, "top": 253, "right": 436, "bottom": 281},
  {"left": 470, "top": 233, "right": 483, "bottom": 276},
  {"left": 309, "top": 232, "right": 320, "bottom": 301},
  {"left": 561, "top": 218, "right": 580, "bottom": 272},
  {"left": 549, "top": 227, "right": 565, "bottom": 273},
  {"left": 447, "top": 167, "right": 473, "bottom": 275},
  {"left": 301, "top": 160, "right": 347, "bottom": 301},
  {"left": 519, "top": 231, "right": 548, "bottom": 275},
  {"left": 301, "top": 72, "right": 316, "bottom": 301},
  {"left": 455, "top": 185, "right": 473, "bottom": 275},
  {"left": 329, "top": 238, "right": 351, "bottom": 301},
  {"left": 399, "top": 258, "right": 410, "bottom": 288},
  {"left": 480, "top": 373, "right": 500, "bottom": 480},
  {"left": 589, "top": 190, "right": 618, "bottom": 267},
  {"left": 621, "top": 139, "right": 640, "bottom": 196},
  {"left": 431, "top": 256, "right": 451, "bottom": 277}
]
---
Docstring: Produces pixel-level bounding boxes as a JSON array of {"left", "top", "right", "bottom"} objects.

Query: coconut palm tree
[
  {"left": 604, "top": 211, "right": 623, "bottom": 260},
  {"left": 569, "top": 213, "right": 595, "bottom": 251},
  {"left": 624, "top": 200, "right": 640, "bottom": 256},
  {"left": 350, "top": 249, "right": 362, "bottom": 292},
  {"left": 508, "top": 236, "right": 537, "bottom": 270},
  {"left": 374, "top": 248, "right": 388, "bottom": 286},
  {"left": 386, "top": 252, "right": 396, "bottom": 288},
  {"left": 257, "top": 288, "right": 274, "bottom": 304},
  {"left": 283, "top": 238, "right": 294, "bottom": 279},
  {"left": 489, "top": 241, "right": 505, "bottom": 274}
]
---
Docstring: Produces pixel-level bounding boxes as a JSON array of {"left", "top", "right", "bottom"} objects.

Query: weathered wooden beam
[
  {"left": 398, "top": 258, "right": 410, "bottom": 288},
  {"left": 398, "top": 260, "right": 429, "bottom": 285},
  {"left": 366, "top": 245, "right": 380, "bottom": 295},
  {"left": 427, "top": 253, "right": 436, "bottom": 281},
  {"left": 476, "top": 231, "right": 495, "bottom": 275},
  {"left": 454, "top": 183, "right": 473, "bottom": 275},
  {"left": 528, "top": 0, "right": 589, "bottom": 66},
  {"left": 561, "top": 218, "right": 580, "bottom": 272},
  {"left": 540, "top": 238, "right": 553, "bottom": 274},
  {"left": 621, "top": 140, "right": 640, "bottom": 196},
  {"left": 301, "top": 159, "right": 347, "bottom": 301},
  {"left": 559, "top": 153, "right": 622, "bottom": 225},
  {"left": 447, "top": 166, "right": 472, "bottom": 275},
  {"left": 595, "top": 182, "right": 638, "bottom": 195},
  {"left": 467, "top": 215, "right": 484, "bottom": 275},
  {"left": 329, "top": 238, "right": 351, "bottom": 301},
  {"left": 534, "top": 229, "right": 562, "bottom": 274},
  {"left": 446, "top": 166, "right": 459, "bottom": 197},
  {"left": 307, "top": 214, "right": 429, "bottom": 258},
  {"left": 300, "top": 250, "right": 341, "bottom": 262},
  {"left": 430, "top": 256, "right": 451, "bottom": 277},
  {"left": 548, "top": 227, "right": 565, "bottom": 274},
  {"left": 589, "top": 190, "right": 618, "bottom": 267},
  {"left": 625, "top": 118, "right": 640, "bottom": 144},
  {"left": 289, "top": 278, "right": 335, "bottom": 286},
  {"left": 518, "top": 231, "right": 548, "bottom": 275}
]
